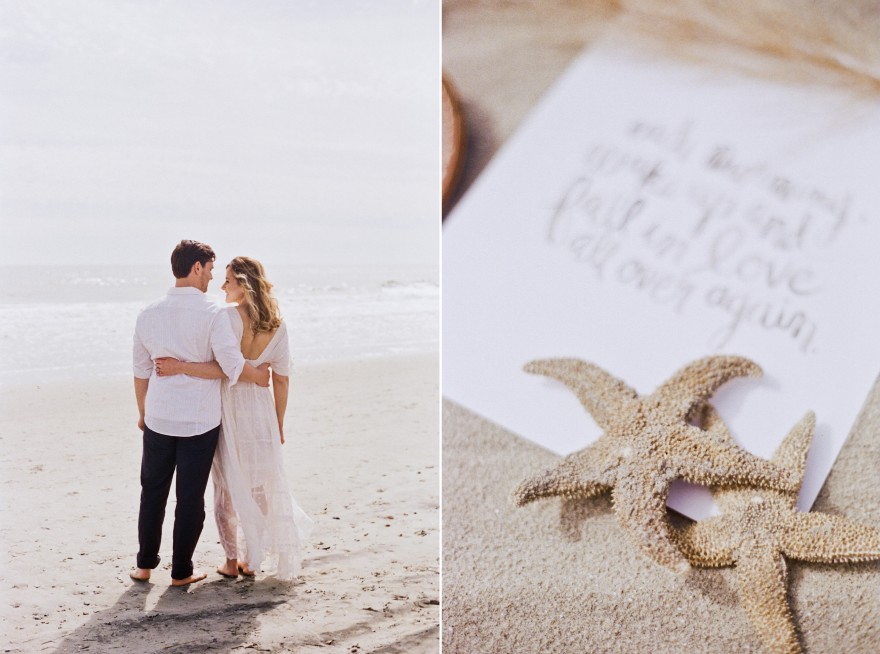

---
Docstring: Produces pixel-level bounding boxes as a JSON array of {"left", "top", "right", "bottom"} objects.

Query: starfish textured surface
[
  {"left": 676, "top": 410, "right": 880, "bottom": 654},
  {"left": 513, "top": 355, "right": 801, "bottom": 571}
]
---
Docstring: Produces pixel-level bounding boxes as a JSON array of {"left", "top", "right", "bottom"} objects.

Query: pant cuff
[{"left": 137, "top": 554, "right": 161, "bottom": 570}]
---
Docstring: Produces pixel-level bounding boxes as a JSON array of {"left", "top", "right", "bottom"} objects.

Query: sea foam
[{"left": 0, "top": 264, "right": 438, "bottom": 386}]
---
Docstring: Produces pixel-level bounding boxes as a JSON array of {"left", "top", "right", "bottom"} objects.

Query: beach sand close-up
[
  {"left": 442, "top": 392, "right": 880, "bottom": 653},
  {"left": 0, "top": 354, "right": 439, "bottom": 654}
]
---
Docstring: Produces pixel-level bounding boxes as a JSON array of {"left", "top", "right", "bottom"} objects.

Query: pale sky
[{"left": 0, "top": 0, "right": 439, "bottom": 266}]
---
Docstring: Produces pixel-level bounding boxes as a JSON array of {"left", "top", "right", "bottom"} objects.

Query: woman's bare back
[{"left": 236, "top": 306, "right": 278, "bottom": 361}]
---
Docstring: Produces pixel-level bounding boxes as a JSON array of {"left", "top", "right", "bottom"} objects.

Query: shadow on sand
[{"left": 52, "top": 576, "right": 297, "bottom": 653}]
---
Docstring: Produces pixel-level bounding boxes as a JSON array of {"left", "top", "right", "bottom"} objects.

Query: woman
[{"left": 156, "top": 257, "right": 313, "bottom": 580}]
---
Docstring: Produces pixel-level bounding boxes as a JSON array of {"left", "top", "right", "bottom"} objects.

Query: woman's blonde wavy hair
[{"left": 227, "top": 256, "right": 282, "bottom": 334}]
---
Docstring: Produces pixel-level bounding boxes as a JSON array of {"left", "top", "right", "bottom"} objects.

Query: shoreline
[
  {"left": 0, "top": 353, "right": 439, "bottom": 653},
  {"left": 0, "top": 349, "right": 440, "bottom": 391}
]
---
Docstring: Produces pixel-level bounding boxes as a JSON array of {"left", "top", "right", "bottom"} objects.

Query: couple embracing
[{"left": 130, "top": 240, "right": 312, "bottom": 587}]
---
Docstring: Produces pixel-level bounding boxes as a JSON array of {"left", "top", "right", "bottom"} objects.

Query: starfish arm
[
  {"left": 674, "top": 427, "right": 799, "bottom": 492},
  {"left": 770, "top": 412, "right": 815, "bottom": 483},
  {"left": 652, "top": 355, "right": 762, "bottom": 420},
  {"left": 523, "top": 358, "right": 639, "bottom": 430},
  {"left": 734, "top": 547, "right": 801, "bottom": 654},
  {"left": 611, "top": 471, "right": 690, "bottom": 572},
  {"left": 687, "top": 403, "right": 730, "bottom": 445},
  {"left": 780, "top": 513, "right": 880, "bottom": 563},
  {"left": 673, "top": 517, "right": 737, "bottom": 567},
  {"left": 513, "top": 441, "right": 617, "bottom": 506}
]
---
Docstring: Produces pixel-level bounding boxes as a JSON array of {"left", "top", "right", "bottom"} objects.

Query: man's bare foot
[
  {"left": 170, "top": 570, "right": 208, "bottom": 587},
  {"left": 216, "top": 559, "right": 238, "bottom": 578},
  {"left": 129, "top": 568, "right": 151, "bottom": 582},
  {"left": 238, "top": 563, "right": 256, "bottom": 577}
]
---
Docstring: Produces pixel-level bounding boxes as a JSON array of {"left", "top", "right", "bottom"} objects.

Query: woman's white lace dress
[{"left": 212, "top": 307, "right": 313, "bottom": 580}]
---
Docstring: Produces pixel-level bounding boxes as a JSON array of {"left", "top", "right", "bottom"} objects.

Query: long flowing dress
[{"left": 212, "top": 307, "right": 313, "bottom": 580}]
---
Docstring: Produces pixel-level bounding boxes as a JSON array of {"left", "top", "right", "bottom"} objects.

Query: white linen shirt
[{"left": 133, "top": 287, "right": 245, "bottom": 437}]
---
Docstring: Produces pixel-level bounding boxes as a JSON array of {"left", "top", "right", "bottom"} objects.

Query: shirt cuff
[
  {"left": 225, "top": 360, "right": 244, "bottom": 386},
  {"left": 133, "top": 367, "right": 152, "bottom": 379}
]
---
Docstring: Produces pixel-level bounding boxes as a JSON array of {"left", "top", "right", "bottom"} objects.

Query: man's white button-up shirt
[{"left": 133, "top": 287, "right": 245, "bottom": 437}]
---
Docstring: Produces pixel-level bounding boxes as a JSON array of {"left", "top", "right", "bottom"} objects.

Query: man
[{"left": 130, "top": 240, "right": 270, "bottom": 587}]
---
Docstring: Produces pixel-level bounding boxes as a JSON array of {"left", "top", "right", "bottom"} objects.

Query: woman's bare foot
[
  {"left": 216, "top": 559, "right": 239, "bottom": 578},
  {"left": 238, "top": 563, "right": 256, "bottom": 577},
  {"left": 129, "top": 568, "right": 151, "bottom": 582},
  {"left": 170, "top": 569, "right": 208, "bottom": 587}
]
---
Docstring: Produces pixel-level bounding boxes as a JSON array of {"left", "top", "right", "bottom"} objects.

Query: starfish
[
  {"left": 513, "top": 355, "right": 800, "bottom": 571},
  {"left": 675, "top": 408, "right": 880, "bottom": 654}
]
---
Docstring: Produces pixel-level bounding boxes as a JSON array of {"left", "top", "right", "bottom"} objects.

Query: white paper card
[{"left": 443, "top": 39, "right": 880, "bottom": 519}]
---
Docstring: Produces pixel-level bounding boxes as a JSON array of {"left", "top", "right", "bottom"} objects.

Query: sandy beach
[{"left": 0, "top": 354, "right": 439, "bottom": 653}]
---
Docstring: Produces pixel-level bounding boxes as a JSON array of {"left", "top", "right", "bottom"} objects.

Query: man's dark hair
[{"left": 170, "top": 240, "right": 216, "bottom": 279}]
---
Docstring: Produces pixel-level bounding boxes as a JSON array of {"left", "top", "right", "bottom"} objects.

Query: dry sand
[
  {"left": 442, "top": 387, "right": 880, "bottom": 653},
  {"left": 0, "top": 354, "right": 439, "bottom": 653}
]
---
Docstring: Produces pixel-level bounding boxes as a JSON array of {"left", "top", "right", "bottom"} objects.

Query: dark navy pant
[{"left": 136, "top": 424, "right": 220, "bottom": 580}]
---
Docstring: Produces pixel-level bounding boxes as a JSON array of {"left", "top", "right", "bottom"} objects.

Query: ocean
[{"left": 0, "top": 264, "right": 438, "bottom": 387}]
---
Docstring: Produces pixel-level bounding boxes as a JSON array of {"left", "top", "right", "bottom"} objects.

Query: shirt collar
[{"left": 167, "top": 286, "right": 205, "bottom": 296}]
